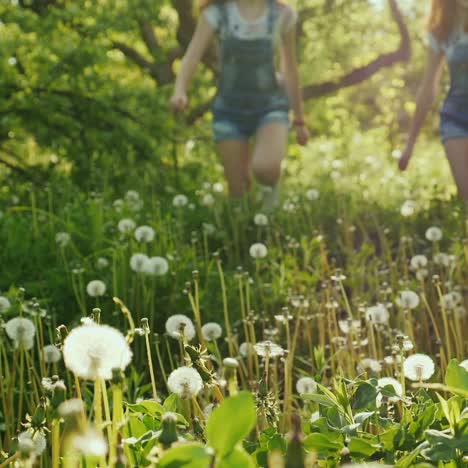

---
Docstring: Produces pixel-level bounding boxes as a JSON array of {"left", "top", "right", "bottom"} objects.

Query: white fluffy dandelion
[
  {"left": 0, "top": 296, "right": 11, "bottom": 313},
  {"left": 397, "top": 290, "right": 420, "bottom": 309},
  {"left": 165, "top": 314, "right": 196, "bottom": 341},
  {"left": 201, "top": 193, "right": 215, "bottom": 207},
  {"left": 18, "top": 430, "right": 47, "bottom": 456},
  {"left": 400, "top": 200, "right": 416, "bottom": 217},
  {"left": 254, "top": 341, "right": 284, "bottom": 358},
  {"left": 172, "top": 194, "right": 188, "bottom": 207},
  {"left": 357, "top": 358, "right": 382, "bottom": 374},
  {"left": 254, "top": 213, "right": 268, "bottom": 226},
  {"left": 86, "top": 280, "right": 106, "bottom": 297},
  {"left": 410, "top": 255, "right": 428, "bottom": 270},
  {"left": 63, "top": 324, "right": 132, "bottom": 380},
  {"left": 459, "top": 359, "right": 468, "bottom": 371},
  {"left": 43, "top": 344, "right": 61, "bottom": 364},
  {"left": 72, "top": 428, "right": 107, "bottom": 457},
  {"left": 249, "top": 243, "right": 268, "bottom": 259},
  {"left": 239, "top": 342, "right": 255, "bottom": 357},
  {"left": 55, "top": 232, "right": 71, "bottom": 247},
  {"left": 296, "top": 377, "right": 317, "bottom": 395},
  {"left": 135, "top": 225, "right": 155, "bottom": 243},
  {"left": 433, "top": 252, "right": 453, "bottom": 267},
  {"left": 366, "top": 304, "right": 389, "bottom": 325},
  {"left": 425, "top": 226, "right": 442, "bottom": 242},
  {"left": 201, "top": 322, "right": 222, "bottom": 342},
  {"left": 167, "top": 366, "right": 203, "bottom": 399},
  {"left": 403, "top": 353, "right": 435, "bottom": 381},
  {"left": 130, "top": 253, "right": 150, "bottom": 273},
  {"left": 5, "top": 317, "right": 36, "bottom": 350},
  {"left": 118, "top": 218, "right": 136, "bottom": 234},
  {"left": 305, "top": 188, "right": 320, "bottom": 201},
  {"left": 96, "top": 257, "right": 109, "bottom": 270},
  {"left": 145, "top": 256, "right": 169, "bottom": 276}
]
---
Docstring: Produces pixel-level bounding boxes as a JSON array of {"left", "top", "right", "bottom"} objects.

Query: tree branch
[
  {"left": 138, "top": 19, "right": 160, "bottom": 57},
  {"left": 303, "top": 0, "right": 410, "bottom": 100}
]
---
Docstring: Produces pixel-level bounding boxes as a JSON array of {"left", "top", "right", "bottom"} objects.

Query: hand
[
  {"left": 170, "top": 91, "right": 188, "bottom": 114},
  {"left": 398, "top": 145, "right": 413, "bottom": 172},
  {"left": 295, "top": 124, "right": 309, "bottom": 146}
]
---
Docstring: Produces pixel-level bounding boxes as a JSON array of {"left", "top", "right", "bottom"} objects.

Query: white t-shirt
[
  {"left": 428, "top": 26, "right": 468, "bottom": 58},
  {"left": 203, "top": 1, "right": 297, "bottom": 46}
]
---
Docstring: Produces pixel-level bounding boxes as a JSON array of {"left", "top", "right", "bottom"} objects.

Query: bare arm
[
  {"left": 281, "top": 23, "right": 309, "bottom": 145},
  {"left": 171, "top": 15, "right": 214, "bottom": 112},
  {"left": 406, "top": 47, "right": 445, "bottom": 152}
]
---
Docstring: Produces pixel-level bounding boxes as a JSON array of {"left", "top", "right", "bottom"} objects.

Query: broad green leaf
[
  {"left": 127, "top": 400, "right": 165, "bottom": 416},
  {"left": 445, "top": 360, "right": 468, "bottom": 397},
  {"left": 217, "top": 446, "right": 256, "bottom": 468},
  {"left": 158, "top": 443, "right": 212, "bottom": 468},
  {"left": 352, "top": 382, "right": 378, "bottom": 410},
  {"left": 206, "top": 391, "right": 256, "bottom": 458},
  {"left": 348, "top": 437, "right": 378, "bottom": 457},
  {"left": 303, "top": 432, "right": 343, "bottom": 452}
]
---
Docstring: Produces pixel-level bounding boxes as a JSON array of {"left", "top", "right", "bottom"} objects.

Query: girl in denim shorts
[
  {"left": 399, "top": 0, "right": 468, "bottom": 203},
  {"left": 170, "top": 0, "right": 309, "bottom": 203}
]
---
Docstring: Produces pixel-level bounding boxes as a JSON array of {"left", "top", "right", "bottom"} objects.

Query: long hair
[{"left": 428, "top": 0, "right": 458, "bottom": 42}]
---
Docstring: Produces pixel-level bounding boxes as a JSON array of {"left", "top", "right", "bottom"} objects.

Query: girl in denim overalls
[
  {"left": 399, "top": 0, "right": 468, "bottom": 203},
  {"left": 170, "top": 0, "right": 309, "bottom": 202}
]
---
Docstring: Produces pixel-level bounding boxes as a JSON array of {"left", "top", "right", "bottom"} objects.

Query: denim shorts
[
  {"left": 440, "top": 116, "right": 468, "bottom": 143},
  {"left": 212, "top": 109, "right": 289, "bottom": 143}
]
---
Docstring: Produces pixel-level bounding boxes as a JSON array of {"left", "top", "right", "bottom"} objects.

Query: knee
[{"left": 252, "top": 160, "right": 281, "bottom": 186}]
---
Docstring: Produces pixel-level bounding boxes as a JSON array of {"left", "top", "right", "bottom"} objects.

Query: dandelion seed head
[
  {"left": 212, "top": 183, "right": 224, "bottom": 193},
  {"left": 167, "top": 366, "right": 203, "bottom": 399},
  {"left": 338, "top": 319, "right": 361, "bottom": 335},
  {"left": 433, "top": 252, "right": 453, "bottom": 267},
  {"left": 223, "top": 357, "right": 239, "bottom": 368},
  {"left": 425, "top": 226, "right": 443, "bottom": 242},
  {"left": 18, "top": 431, "right": 47, "bottom": 456},
  {"left": 72, "top": 428, "right": 107, "bottom": 457},
  {"left": 400, "top": 200, "right": 416, "bottom": 217},
  {"left": 43, "top": 344, "right": 61, "bottom": 363},
  {"left": 249, "top": 243, "right": 268, "bottom": 259},
  {"left": 410, "top": 255, "right": 428, "bottom": 270},
  {"left": 459, "top": 360, "right": 468, "bottom": 371},
  {"left": 201, "top": 193, "right": 215, "bottom": 207},
  {"left": 306, "top": 188, "right": 320, "bottom": 201},
  {"left": 145, "top": 256, "right": 169, "bottom": 276},
  {"left": 202, "top": 223, "right": 216, "bottom": 235},
  {"left": 165, "top": 314, "right": 195, "bottom": 341},
  {"left": 0, "top": 296, "right": 11, "bottom": 313},
  {"left": 118, "top": 218, "right": 136, "bottom": 234},
  {"left": 130, "top": 253, "right": 150, "bottom": 273},
  {"left": 357, "top": 358, "right": 382, "bottom": 374},
  {"left": 58, "top": 399, "right": 85, "bottom": 418},
  {"left": 366, "top": 304, "right": 389, "bottom": 325},
  {"left": 254, "top": 340, "right": 284, "bottom": 358},
  {"left": 86, "top": 280, "right": 106, "bottom": 297},
  {"left": 239, "top": 342, "right": 255, "bottom": 357},
  {"left": 125, "top": 190, "right": 140, "bottom": 203},
  {"left": 55, "top": 232, "right": 71, "bottom": 247},
  {"left": 254, "top": 213, "right": 268, "bottom": 226},
  {"left": 135, "top": 225, "right": 155, "bottom": 243},
  {"left": 201, "top": 322, "right": 222, "bottom": 341},
  {"left": 5, "top": 317, "right": 36, "bottom": 350},
  {"left": 96, "top": 257, "right": 109, "bottom": 270},
  {"left": 403, "top": 353, "right": 435, "bottom": 381},
  {"left": 172, "top": 194, "right": 188, "bottom": 207},
  {"left": 296, "top": 377, "right": 317, "bottom": 395},
  {"left": 63, "top": 324, "right": 132, "bottom": 380},
  {"left": 397, "top": 290, "right": 420, "bottom": 309}
]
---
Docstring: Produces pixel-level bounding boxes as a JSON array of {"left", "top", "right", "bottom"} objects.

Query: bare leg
[
  {"left": 443, "top": 138, "right": 468, "bottom": 202},
  {"left": 218, "top": 139, "right": 251, "bottom": 198},
  {"left": 251, "top": 122, "right": 289, "bottom": 187}
]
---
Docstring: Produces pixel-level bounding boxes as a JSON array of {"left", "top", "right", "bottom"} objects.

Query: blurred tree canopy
[{"left": 0, "top": 0, "right": 436, "bottom": 187}]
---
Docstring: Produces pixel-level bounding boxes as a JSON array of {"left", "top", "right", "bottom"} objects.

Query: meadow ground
[{"left": 0, "top": 129, "right": 467, "bottom": 467}]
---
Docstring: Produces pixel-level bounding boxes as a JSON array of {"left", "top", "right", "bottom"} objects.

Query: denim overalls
[
  {"left": 439, "top": 30, "right": 468, "bottom": 142},
  {"left": 212, "top": 0, "right": 290, "bottom": 142}
]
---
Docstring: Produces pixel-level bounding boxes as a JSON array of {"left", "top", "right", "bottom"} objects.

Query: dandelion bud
[{"left": 158, "top": 412, "right": 179, "bottom": 448}]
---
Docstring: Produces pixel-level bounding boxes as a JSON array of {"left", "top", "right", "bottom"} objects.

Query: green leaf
[
  {"left": 127, "top": 400, "right": 166, "bottom": 416},
  {"left": 206, "top": 391, "right": 256, "bottom": 458},
  {"left": 158, "top": 443, "right": 212, "bottom": 468},
  {"left": 348, "top": 437, "right": 378, "bottom": 457},
  {"left": 303, "top": 432, "right": 343, "bottom": 453},
  {"left": 217, "top": 446, "right": 256, "bottom": 468},
  {"left": 445, "top": 360, "right": 468, "bottom": 397},
  {"left": 352, "top": 382, "right": 378, "bottom": 410}
]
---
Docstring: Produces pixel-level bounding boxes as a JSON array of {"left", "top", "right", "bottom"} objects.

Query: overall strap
[
  {"left": 267, "top": 0, "right": 277, "bottom": 37},
  {"left": 218, "top": 2, "right": 230, "bottom": 38}
]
